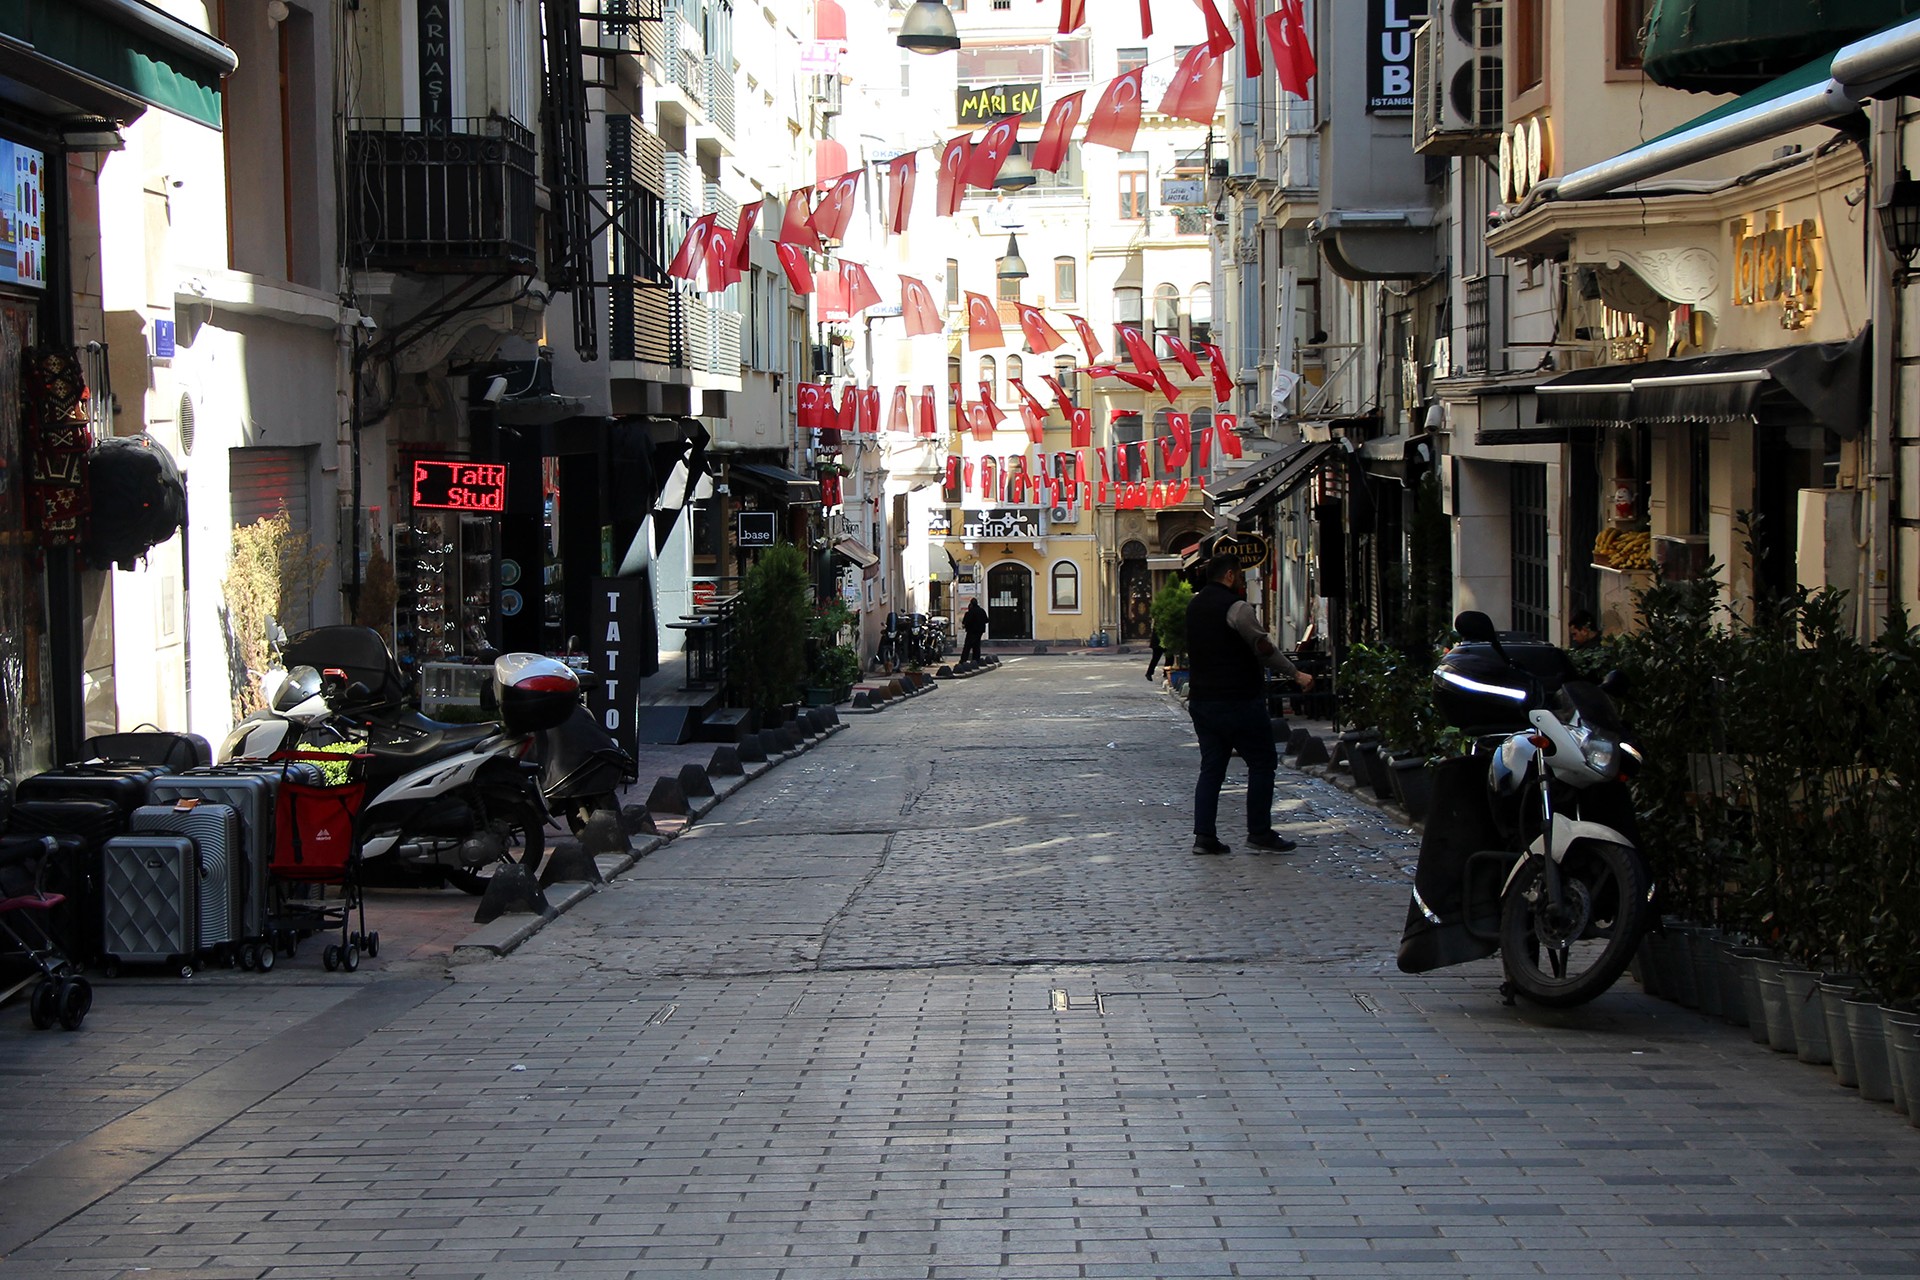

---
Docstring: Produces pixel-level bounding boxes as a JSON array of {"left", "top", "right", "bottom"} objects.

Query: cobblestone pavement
[{"left": 2, "top": 654, "right": 1918, "bottom": 1277}]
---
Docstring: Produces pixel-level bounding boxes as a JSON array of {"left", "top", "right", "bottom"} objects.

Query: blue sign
[
  {"left": 0, "top": 138, "right": 45, "bottom": 289},
  {"left": 153, "top": 319, "right": 175, "bottom": 360}
]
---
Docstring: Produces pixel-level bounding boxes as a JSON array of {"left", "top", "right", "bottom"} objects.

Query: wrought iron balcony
[{"left": 346, "top": 117, "right": 538, "bottom": 273}]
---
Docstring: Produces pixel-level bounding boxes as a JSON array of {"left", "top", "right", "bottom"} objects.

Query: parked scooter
[
  {"left": 1396, "top": 610, "right": 1655, "bottom": 1008},
  {"left": 221, "top": 626, "right": 569, "bottom": 895},
  {"left": 530, "top": 667, "right": 636, "bottom": 833}
]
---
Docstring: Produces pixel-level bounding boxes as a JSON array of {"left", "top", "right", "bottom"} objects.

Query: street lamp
[
  {"left": 896, "top": 0, "right": 959, "bottom": 53},
  {"left": 1880, "top": 168, "right": 1920, "bottom": 265},
  {"left": 996, "top": 233, "right": 1028, "bottom": 281},
  {"left": 992, "top": 143, "right": 1036, "bottom": 192}
]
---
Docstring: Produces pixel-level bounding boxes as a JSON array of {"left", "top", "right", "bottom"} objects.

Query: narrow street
[{"left": 1, "top": 655, "right": 1917, "bottom": 1278}]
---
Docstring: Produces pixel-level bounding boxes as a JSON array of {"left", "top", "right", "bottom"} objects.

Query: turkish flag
[
  {"left": 1162, "top": 335, "right": 1204, "bottom": 382},
  {"left": 1115, "top": 439, "right": 1131, "bottom": 483},
  {"left": 1011, "top": 377, "right": 1048, "bottom": 422},
  {"left": 1149, "top": 483, "right": 1165, "bottom": 510},
  {"left": 963, "top": 459, "right": 976, "bottom": 490},
  {"left": 775, "top": 243, "right": 815, "bottom": 294},
  {"left": 1033, "top": 92, "right": 1084, "bottom": 172},
  {"left": 1156, "top": 436, "right": 1174, "bottom": 475},
  {"left": 837, "top": 386, "right": 859, "bottom": 436},
  {"left": 1069, "top": 405, "right": 1092, "bottom": 447},
  {"left": 1118, "top": 327, "right": 1180, "bottom": 402},
  {"left": 1041, "top": 374, "right": 1075, "bottom": 411},
  {"left": 862, "top": 387, "right": 881, "bottom": 434},
  {"left": 1199, "top": 0, "right": 1236, "bottom": 54},
  {"left": 1080, "top": 449, "right": 1093, "bottom": 508},
  {"left": 965, "top": 292, "right": 1004, "bottom": 349},
  {"left": 944, "top": 454, "right": 961, "bottom": 497},
  {"left": 1096, "top": 446, "right": 1110, "bottom": 484},
  {"left": 937, "top": 134, "right": 971, "bottom": 216},
  {"left": 841, "top": 261, "right": 883, "bottom": 314},
  {"left": 963, "top": 115, "right": 1022, "bottom": 189},
  {"left": 810, "top": 170, "right": 862, "bottom": 242},
  {"left": 733, "top": 201, "right": 763, "bottom": 269},
  {"left": 797, "top": 383, "right": 824, "bottom": 430},
  {"left": 1166, "top": 479, "right": 1190, "bottom": 504},
  {"left": 1021, "top": 405, "right": 1046, "bottom": 443},
  {"left": 1202, "top": 342, "right": 1233, "bottom": 403},
  {"left": 1267, "top": 0, "right": 1317, "bottom": 101},
  {"left": 666, "top": 214, "right": 717, "bottom": 280},
  {"left": 704, "top": 223, "right": 739, "bottom": 289},
  {"left": 979, "top": 456, "right": 996, "bottom": 498},
  {"left": 1058, "top": 0, "right": 1084, "bottom": 33},
  {"left": 1136, "top": 440, "right": 1153, "bottom": 479},
  {"left": 919, "top": 388, "right": 939, "bottom": 437},
  {"left": 1138, "top": 0, "right": 1153, "bottom": 37},
  {"left": 1195, "top": 421, "right": 1213, "bottom": 469},
  {"left": 1159, "top": 44, "right": 1224, "bottom": 125},
  {"left": 977, "top": 383, "right": 1005, "bottom": 426},
  {"left": 1168, "top": 411, "right": 1192, "bottom": 466},
  {"left": 815, "top": 267, "right": 848, "bottom": 320},
  {"left": 1013, "top": 303, "right": 1067, "bottom": 354},
  {"left": 1066, "top": 313, "right": 1103, "bottom": 362},
  {"left": 1083, "top": 69, "right": 1145, "bottom": 151},
  {"left": 1232, "top": 0, "right": 1262, "bottom": 76},
  {"left": 777, "top": 191, "right": 822, "bottom": 250},
  {"left": 1086, "top": 364, "right": 1160, "bottom": 393},
  {"left": 887, "top": 153, "right": 917, "bottom": 235},
  {"left": 1217, "top": 412, "right": 1243, "bottom": 459},
  {"left": 968, "top": 403, "right": 995, "bottom": 440},
  {"left": 901, "top": 276, "right": 943, "bottom": 336}
]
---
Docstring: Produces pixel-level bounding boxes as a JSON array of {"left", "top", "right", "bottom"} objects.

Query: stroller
[
  {"left": 0, "top": 834, "right": 92, "bottom": 1030},
  {"left": 267, "top": 750, "right": 378, "bottom": 972}
]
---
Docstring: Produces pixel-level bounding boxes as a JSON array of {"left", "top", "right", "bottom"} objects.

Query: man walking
[
  {"left": 1185, "top": 555, "right": 1313, "bottom": 855},
  {"left": 960, "top": 597, "right": 988, "bottom": 665}
]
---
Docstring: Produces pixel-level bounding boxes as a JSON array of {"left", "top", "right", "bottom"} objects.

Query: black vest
[{"left": 1185, "top": 582, "right": 1264, "bottom": 702}]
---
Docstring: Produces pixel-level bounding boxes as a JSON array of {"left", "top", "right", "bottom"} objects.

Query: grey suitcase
[
  {"left": 147, "top": 774, "right": 272, "bottom": 942},
  {"left": 129, "top": 801, "right": 239, "bottom": 951},
  {"left": 102, "top": 834, "right": 199, "bottom": 971}
]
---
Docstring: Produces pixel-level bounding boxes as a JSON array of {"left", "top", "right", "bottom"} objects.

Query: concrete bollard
[
  {"left": 646, "top": 775, "right": 690, "bottom": 814},
  {"left": 620, "top": 804, "right": 660, "bottom": 836},
  {"left": 708, "top": 745, "right": 744, "bottom": 776},
  {"left": 677, "top": 763, "right": 714, "bottom": 797},
  {"left": 580, "top": 808, "right": 635, "bottom": 854},
  {"left": 540, "top": 838, "right": 605, "bottom": 886},
  {"left": 474, "top": 862, "right": 556, "bottom": 924}
]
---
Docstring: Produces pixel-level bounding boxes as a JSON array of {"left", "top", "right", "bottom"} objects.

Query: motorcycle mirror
[
  {"left": 1454, "top": 611, "right": 1497, "bottom": 642},
  {"left": 266, "top": 615, "right": 288, "bottom": 649}
]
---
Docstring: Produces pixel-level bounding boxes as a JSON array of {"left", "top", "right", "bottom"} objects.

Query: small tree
[
  {"left": 734, "top": 542, "right": 812, "bottom": 719},
  {"left": 223, "top": 506, "right": 329, "bottom": 717},
  {"left": 1150, "top": 578, "right": 1193, "bottom": 663}
]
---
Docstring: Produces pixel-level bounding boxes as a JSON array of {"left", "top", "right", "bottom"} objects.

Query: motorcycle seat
[{"left": 368, "top": 718, "right": 501, "bottom": 766}]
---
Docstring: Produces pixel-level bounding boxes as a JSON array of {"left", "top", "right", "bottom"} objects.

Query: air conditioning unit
[
  {"left": 1048, "top": 503, "right": 1078, "bottom": 525},
  {"left": 1412, "top": 0, "right": 1503, "bottom": 157}
]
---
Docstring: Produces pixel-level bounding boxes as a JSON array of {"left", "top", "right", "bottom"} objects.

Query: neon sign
[{"left": 412, "top": 459, "right": 508, "bottom": 512}]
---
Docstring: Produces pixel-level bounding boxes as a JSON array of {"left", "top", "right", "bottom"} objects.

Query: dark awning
[
  {"left": 0, "top": 0, "right": 238, "bottom": 130},
  {"left": 1222, "top": 440, "right": 1340, "bottom": 521},
  {"left": 730, "top": 460, "right": 821, "bottom": 503},
  {"left": 1642, "top": 0, "right": 1916, "bottom": 95},
  {"left": 1534, "top": 331, "right": 1868, "bottom": 437},
  {"left": 832, "top": 535, "right": 879, "bottom": 572},
  {"left": 1207, "top": 443, "right": 1305, "bottom": 502}
]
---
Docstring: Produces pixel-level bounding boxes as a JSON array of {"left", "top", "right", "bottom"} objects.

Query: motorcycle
[
  {"left": 221, "top": 625, "right": 569, "bottom": 895},
  {"left": 1396, "top": 610, "right": 1655, "bottom": 1008},
  {"left": 525, "top": 668, "right": 636, "bottom": 834}
]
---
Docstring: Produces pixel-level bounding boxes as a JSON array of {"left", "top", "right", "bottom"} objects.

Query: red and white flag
[
  {"left": 1266, "top": 0, "right": 1317, "bottom": 101},
  {"left": 704, "top": 223, "right": 739, "bottom": 289},
  {"left": 841, "top": 261, "right": 883, "bottom": 314},
  {"left": 1069, "top": 405, "right": 1092, "bottom": 447},
  {"left": 918, "top": 387, "right": 939, "bottom": 437},
  {"left": 809, "top": 170, "right": 862, "bottom": 242},
  {"left": 1033, "top": 92, "right": 1084, "bottom": 172},
  {"left": 733, "top": 201, "right": 763, "bottom": 269},
  {"left": 1197, "top": 0, "right": 1236, "bottom": 56},
  {"left": 815, "top": 267, "right": 849, "bottom": 321},
  {"left": 861, "top": 387, "right": 881, "bottom": 434},
  {"left": 1011, "top": 378, "right": 1049, "bottom": 423},
  {"left": 1159, "top": 43, "right": 1224, "bottom": 125},
  {"left": 1066, "top": 313, "right": 1103, "bottom": 361},
  {"left": 1167, "top": 411, "right": 1192, "bottom": 466},
  {"left": 944, "top": 454, "right": 962, "bottom": 496},
  {"left": 887, "top": 153, "right": 917, "bottom": 236},
  {"left": 1138, "top": 0, "right": 1153, "bottom": 37},
  {"left": 1162, "top": 334, "right": 1204, "bottom": 382},
  {"left": 775, "top": 243, "right": 815, "bottom": 294},
  {"left": 1232, "top": 0, "right": 1262, "bottom": 76},
  {"left": 1114, "top": 436, "right": 1130, "bottom": 482},
  {"left": 837, "top": 386, "right": 859, "bottom": 436},
  {"left": 1058, "top": 0, "right": 1085, "bottom": 32},
  {"left": 1014, "top": 303, "right": 1067, "bottom": 353},
  {"left": 977, "top": 383, "right": 1006, "bottom": 426},
  {"left": 965, "top": 292, "right": 1005, "bottom": 349},
  {"left": 937, "top": 134, "right": 971, "bottom": 216},
  {"left": 963, "top": 459, "right": 976, "bottom": 489},
  {"left": 1217, "top": 412, "right": 1243, "bottom": 459},
  {"left": 1166, "top": 478, "right": 1190, "bottom": 504},
  {"left": 1086, "top": 364, "right": 1160, "bottom": 393},
  {"left": 963, "top": 115, "right": 1022, "bottom": 190},
  {"left": 1079, "top": 449, "right": 1094, "bottom": 508},
  {"left": 777, "top": 191, "right": 822, "bottom": 250},
  {"left": 1201, "top": 341, "right": 1233, "bottom": 403},
  {"left": 1021, "top": 404, "right": 1046, "bottom": 444},
  {"left": 1083, "top": 68, "right": 1145, "bottom": 151},
  {"left": 797, "top": 382, "right": 826, "bottom": 430},
  {"left": 1118, "top": 326, "right": 1180, "bottom": 402},
  {"left": 901, "top": 276, "right": 943, "bottom": 336},
  {"left": 1194, "top": 421, "right": 1213, "bottom": 469},
  {"left": 1041, "top": 373, "right": 1076, "bottom": 411},
  {"left": 968, "top": 403, "right": 995, "bottom": 440},
  {"left": 666, "top": 213, "right": 717, "bottom": 281}
]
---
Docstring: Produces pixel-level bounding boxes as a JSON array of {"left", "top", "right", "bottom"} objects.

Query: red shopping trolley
[{"left": 268, "top": 750, "right": 378, "bottom": 972}]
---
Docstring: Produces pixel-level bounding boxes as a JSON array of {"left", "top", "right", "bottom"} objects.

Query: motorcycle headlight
[{"left": 1566, "top": 719, "right": 1617, "bottom": 773}]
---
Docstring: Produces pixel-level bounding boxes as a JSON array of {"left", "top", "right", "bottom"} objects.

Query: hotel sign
[{"left": 1733, "top": 212, "right": 1819, "bottom": 326}]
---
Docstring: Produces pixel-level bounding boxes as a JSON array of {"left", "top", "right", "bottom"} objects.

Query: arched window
[
  {"left": 945, "top": 259, "right": 960, "bottom": 307},
  {"left": 1054, "top": 256, "right": 1077, "bottom": 303},
  {"left": 1152, "top": 283, "right": 1180, "bottom": 351},
  {"left": 1050, "top": 561, "right": 1080, "bottom": 611},
  {"left": 947, "top": 355, "right": 963, "bottom": 432},
  {"left": 1054, "top": 354, "right": 1080, "bottom": 403},
  {"left": 1006, "top": 354, "right": 1024, "bottom": 397},
  {"left": 1114, "top": 287, "right": 1142, "bottom": 363},
  {"left": 1190, "top": 407, "right": 1212, "bottom": 481},
  {"left": 1190, "top": 284, "right": 1212, "bottom": 347},
  {"left": 978, "top": 354, "right": 997, "bottom": 401}
]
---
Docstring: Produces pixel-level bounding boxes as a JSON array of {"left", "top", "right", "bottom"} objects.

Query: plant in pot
[
  {"left": 734, "top": 542, "right": 813, "bottom": 724},
  {"left": 1149, "top": 577, "right": 1193, "bottom": 689},
  {"left": 805, "top": 598, "right": 859, "bottom": 704},
  {"left": 1334, "top": 639, "right": 1392, "bottom": 782}
]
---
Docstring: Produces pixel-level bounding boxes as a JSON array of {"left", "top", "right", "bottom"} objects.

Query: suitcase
[
  {"left": 101, "top": 834, "right": 199, "bottom": 971},
  {"left": 128, "top": 802, "right": 239, "bottom": 951},
  {"left": 148, "top": 773, "right": 274, "bottom": 942},
  {"left": 86, "top": 730, "right": 212, "bottom": 773},
  {"left": 7, "top": 799, "right": 127, "bottom": 966},
  {"left": 19, "top": 833, "right": 102, "bottom": 967},
  {"left": 17, "top": 765, "right": 171, "bottom": 818}
]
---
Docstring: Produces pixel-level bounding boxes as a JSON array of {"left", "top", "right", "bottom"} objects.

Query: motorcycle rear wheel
[
  {"left": 1499, "top": 840, "right": 1650, "bottom": 1008},
  {"left": 442, "top": 796, "right": 547, "bottom": 896}
]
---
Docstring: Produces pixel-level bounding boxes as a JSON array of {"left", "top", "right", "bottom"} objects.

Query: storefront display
[{"left": 392, "top": 510, "right": 496, "bottom": 672}]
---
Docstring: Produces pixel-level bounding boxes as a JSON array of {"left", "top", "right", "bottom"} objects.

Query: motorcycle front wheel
[
  {"left": 442, "top": 795, "right": 547, "bottom": 896},
  {"left": 1498, "top": 840, "right": 1650, "bottom": 1008}
]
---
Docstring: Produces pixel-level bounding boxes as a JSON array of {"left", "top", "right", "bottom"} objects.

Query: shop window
[{"left": 1050, "top": 561, "right": 1080, "bottom": 610}]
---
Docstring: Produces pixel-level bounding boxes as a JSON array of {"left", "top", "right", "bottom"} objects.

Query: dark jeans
[
  {"left": 961, "top": 632, "right": 983, "bottom": 663},
  {"left": 1190, "top": 696, "right": 1278, "bottom": 840}
]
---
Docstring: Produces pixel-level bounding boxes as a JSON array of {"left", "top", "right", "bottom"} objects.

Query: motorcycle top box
[
  {"left": 1432, "top": 638, "right": 1579, "bottom": 734},
  {"left": 493, "top": 654, "right": 580, "bottom": 734},
  {"left": 281, "top": 625, "right": 410, "bottom": 710}
]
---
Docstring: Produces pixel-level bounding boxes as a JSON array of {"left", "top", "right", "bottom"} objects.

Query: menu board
[{"left": 0, "top": 140, "right": 45, "bottom": 290}]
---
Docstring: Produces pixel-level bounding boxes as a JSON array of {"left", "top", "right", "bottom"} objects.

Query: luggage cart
[{"left": 267, "top": 750, "right": 378, "bottom": 972}]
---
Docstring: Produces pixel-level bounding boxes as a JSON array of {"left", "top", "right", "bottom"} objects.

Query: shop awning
[
  {"left": 1222, "top": 440, "right": 1340, "bottom": 521},
  {"left": 1642, "top": 0, "right": 1920, "bottom": 94},
  {"left": 832, "top": 535, "right": 879, "bottom": 573},
  {"left": 1534, "top": 331, "right": 1869, "bottom": 437},
  {"left": 730, "top": 460, "right": 821, "bottom": 503},
  {"left": 1207, "top": 437, "right": 1327, "bottom": 503},
  {"left": 0, "top": 0, "right": 238, "bottom": 130}
]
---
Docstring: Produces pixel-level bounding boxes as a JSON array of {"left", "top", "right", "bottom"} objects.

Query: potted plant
[
  {"left": 1149, "top": 577, "right": 1193, "bottom": 690},
  {"left": 805, "top": 598, "right": 859, "bottom": 704},
  {"left": 734, "top": 542, "right": 813, "bottom": 722}
]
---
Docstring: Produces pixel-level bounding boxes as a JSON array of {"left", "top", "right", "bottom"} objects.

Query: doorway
[
  {"left": 986, "top": 562, "right": 1032, "bottom": 639},
  {"left": 1120, "top": 560, "right": 1152, "bottom": 641}
]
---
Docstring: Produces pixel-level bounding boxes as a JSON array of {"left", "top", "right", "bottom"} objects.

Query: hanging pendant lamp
[
  {"left": 996, "top": 233, "right": 1028, "bottom": 281},
  {"left": 897, "top": 0, "right": 960, "bottom": 53},
  {"left": 992, "top": 142, "right": 1036, "bottom": 192}
]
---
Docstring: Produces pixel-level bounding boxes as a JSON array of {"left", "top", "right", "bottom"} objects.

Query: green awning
[
  {"left": 1644, "top": 0, "right": 1920, "bottom": 95},
  {"left": 0, "top": 0, "right": 236, "bottom": 129}
]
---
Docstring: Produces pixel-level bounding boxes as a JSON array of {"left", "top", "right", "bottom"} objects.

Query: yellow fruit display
[{"left": 1593, "top": 528, "right": 1654, "bottom": 570}]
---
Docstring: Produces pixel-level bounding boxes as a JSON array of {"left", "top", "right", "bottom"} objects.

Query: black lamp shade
[
  {"left": 897, "top": 0, "right": 959, "bottom": 53},
  {"left": 996, "top": 233, "right": 1028, "bottom": 281},
  {"left": 1881, "top": 171, "right": 1920, "bottom": 265}
]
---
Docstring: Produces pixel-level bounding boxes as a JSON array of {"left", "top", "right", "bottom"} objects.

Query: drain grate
[
  {"left": 1048, "top": 987, "right": 1107, "bottom": 1015},
  {"left": 1352, "top": 992, "right": 1382, "bottom": 1015}
]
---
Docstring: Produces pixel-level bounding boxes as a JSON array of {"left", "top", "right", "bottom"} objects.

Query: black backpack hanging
[{"left": 80, "top": 433, "right": 185, "bottom": 570}]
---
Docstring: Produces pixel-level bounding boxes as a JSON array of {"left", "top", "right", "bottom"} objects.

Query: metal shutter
[{"left": 229, "top": 447, "right": 312, "bottom": 531}]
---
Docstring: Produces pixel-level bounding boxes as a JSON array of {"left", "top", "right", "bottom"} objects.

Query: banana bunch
[{"left": 1594, "top": 528, "right": 1654, "bottom": 570}]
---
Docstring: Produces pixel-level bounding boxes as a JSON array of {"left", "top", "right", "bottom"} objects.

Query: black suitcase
[
  {"left": 6, "top": 799, "right": 128, "bottom": 967},
  {"left": 2, "top": 832, "right": 98, "bottom": 966},
  {"left": 86, "top": 730, "right": 212, "bottom": 773},
  {"left": 16, "top": 765, "right": 170, "bottom": 817}
]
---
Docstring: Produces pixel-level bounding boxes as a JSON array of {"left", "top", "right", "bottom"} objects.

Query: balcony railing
[
  {"left": 346, "top": 117, "right": 537, "bottom": 272},
  {"left": 611, "top": 286, "right": 741, "bottom": 373},
  {"left": 1464, "top": 275, "right": 1492, "bottom": 375}
]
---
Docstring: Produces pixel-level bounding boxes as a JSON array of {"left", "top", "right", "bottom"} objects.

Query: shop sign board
[
  {"left": 1213, "top": 531, "right": 1271, "bottom": 569},
  {"left": 962, "top": 507, "right": 1042, "bottom": 540},
  {"left": 0, "top": 137, "right": 46, "bottom": 289},
  {"left": 589, "top": 576, "right": 646, "bottom": 754},
  {"left": 927, "top": 508, "right": 953, "bottom": 536},
  {"left": 1733, "top": 212, "right": 1820, "bottom": 321},
  {"left": 956, "top": 82, "right": 1043, "bottom": 124},
  {"left": 1367, "top": 0, "right": 1430, "bottom": 113},
  {"left": 413, "top": 459, "right": 509, "bottom": 511},
  {"left": 736, "top": 510, "right": 777, "bottom": 547}
]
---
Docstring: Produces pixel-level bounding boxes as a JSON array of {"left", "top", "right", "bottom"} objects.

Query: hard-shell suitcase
[
  {"left": 86, "top": 730, "right": 212, "bottom": 773},
  {"left": 128, "top": 801, "right": 239, "bottom": 951},
  {"left": 17, "top": 765, "right": 170, "bottom": 818},
  {"left": 101, "top": 834, "right": 199, "bottom": 972},
  {"left": 146, "top": 775, "right": 272, "bottom": 942}
]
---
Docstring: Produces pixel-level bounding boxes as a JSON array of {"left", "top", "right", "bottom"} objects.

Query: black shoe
[
  {"left": 1192, "top": 836, "right": 1230, "bottom": 855},
  {"left": 1245, "top": 830, "right": 1297, "bottom": 853}
]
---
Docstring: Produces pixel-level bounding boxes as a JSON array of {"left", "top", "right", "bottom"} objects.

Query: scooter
[
  {"left": 1396, "top": 610, "right": 1655, "bottom": 1008},
  {"left": 221, "top": 626, "right": 567, "bottom": 895}
]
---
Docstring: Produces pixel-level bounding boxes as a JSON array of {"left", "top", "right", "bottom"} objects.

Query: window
[
  {"left": 1114, "top": 286, "right": 1142, "bottom": 361},
  {"left": 1612, "top": 0, "right": 1648, "bottom": 71},
  {"left": 1052, "top": 36, "right": 1091, "bottom": 82},
  {"left": 1054, "top": 256, "right": 1077, "bottom": 303},
  {"left": 1119, "top": 152, "right": 1147, "bottom": 219},
  {"left": 957, "top": 43, "right": 1046, "bottom": 82},
  {"left": 979, "top": 354, "right": 997, "bottom": 400},
  {"left": 1050, "top": 561, "right": 1080, "bottom": 610},
  {"left": 1189, "top": 285, "right": 1212, "bottom": 346},
  {"left": 1152, "top": 409, "right": 1174, "bottom": 480},
  {"left": 1152, "top": 283, "right": 1180, "bottom": 349},
  {"left": 998, "top": 272, "right": 1021, "bottom": 303},
  {"left": 1190, "top": 407, "right": 1212, "bottom": 481},
  {"left": 1029, "top": 141, "right": 1084, "bottom": 194},
  {"left": 1006, "top": 354, "right": 1023, "bottom": 393},
  {"left": 1511, "top": 0, "right": 1544, "bottom": 100},
  {"left": 945, "top": 259, "right": 960, "bottom": 307},
  {"left": 1117, "top": 46, "right": 1147, "bottom": 75},
  {"left": 1054, "top": 355, "right": 1080, "bottom": 402},
  {"left": 948, "top": 355, "right": 964, "bottom": 430}
]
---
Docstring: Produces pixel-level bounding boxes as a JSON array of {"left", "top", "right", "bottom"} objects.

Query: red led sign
[{"left": 412, "top": 459, "right": 508, "bottom": 512}]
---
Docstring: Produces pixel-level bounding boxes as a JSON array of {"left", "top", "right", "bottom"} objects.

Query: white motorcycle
[{"left": 223, "top": 626, "right": 575, "bottom": 895}]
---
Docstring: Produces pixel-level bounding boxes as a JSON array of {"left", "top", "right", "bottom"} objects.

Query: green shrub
[
  {"left": 734, "top": 542, "right": 812, "bottom": 719},
  {"left": 1150, "top": 578, "right": 1193, "bottom": 660}
]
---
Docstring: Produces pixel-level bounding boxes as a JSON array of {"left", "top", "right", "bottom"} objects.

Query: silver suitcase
[
  {"left": 129, "top": 801, "right": 239, "bottom": 951},
  {"left": 148, "top": 774, "right": 273, "bottom": 942},
  {"left": 102, "top": 834, "right": 199, "bottom": 970}
]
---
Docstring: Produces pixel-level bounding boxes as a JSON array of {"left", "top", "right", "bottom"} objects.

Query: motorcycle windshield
[{"left": 1557, "top": 680, "right": 1624, "bottom": 737}]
